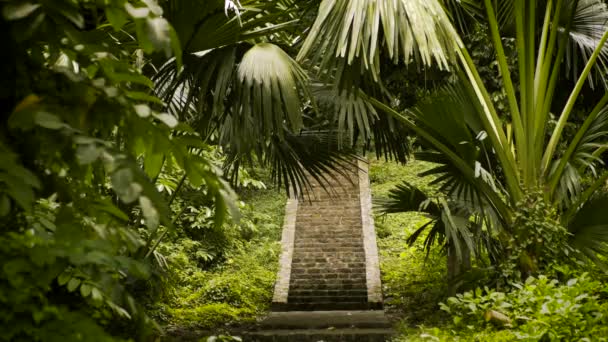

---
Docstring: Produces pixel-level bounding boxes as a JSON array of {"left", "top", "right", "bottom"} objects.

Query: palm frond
[
  {"left": 226, "top": 129, "right": 359, "bottom": 197},
  {"left": 568, "top": 193, "right": 608, "bottom": 269},
  {"left": 297, "top": 0, "right": 461, "bottom": 83},
  {"left": 165, "top": 0, "right": 294, "bottom": 52},
  {"left": 561, "top": 0, "right": 608, "bottom": 88},
  {"left": 234, "top": 43, "right": 310, "bottom": 138},
  {"left": 551, "top": 105, "right": 608, "bottom": 207},
  {"left": 439, "top": 0, "right": 482, "bottom": 33},
  {"left": 375, "top": 181, "right": 440, "bottom": 215}
]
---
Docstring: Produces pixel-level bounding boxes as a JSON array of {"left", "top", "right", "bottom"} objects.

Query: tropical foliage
[
  {"left": 354, "top": 0, "right": 608, "bottom": 288},
  {"left": 4, "top": 0, "right": 608, "bottom": 340}
]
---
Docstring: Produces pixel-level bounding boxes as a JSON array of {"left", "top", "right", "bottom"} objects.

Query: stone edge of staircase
[
  {"left": 271, "top": 196, "right": 298, "bottom": 306},
  {"left": 271, "top": 159, "right": 383, "bottom": 309}
]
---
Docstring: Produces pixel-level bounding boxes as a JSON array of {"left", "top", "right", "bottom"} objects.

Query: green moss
[
  {"left": 168, "top": 303, "right": 246, "bottom": 329},
  {"left": 394, "top": 326, "right": 517, "bottom": 341}
]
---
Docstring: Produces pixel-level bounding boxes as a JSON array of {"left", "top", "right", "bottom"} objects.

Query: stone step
[
  {"left": 290, "top": 278, "right": 367, "bottom": 285},
  {"left": 289, "top": 282, "right": 367, "bottom": 291},
  {"left": 273, "top": 302, "right": 381, "bottom": 311},
  {"left": 255, "top": 310, "right": 391, "bottom": 330},
  {"left": 293, "top": 236, "right": 362, "bottom": 242},
  {"left": 291, "top": 262, "right": 366, "bottom": 268},
  {"left": 292, "top": 255, "right": 366, "bottom": 263},
  {"left": 294, "top": 235, "right": 362, "bottom": 241},
  {"left": 290, "top": 274, "right": 366, "bottom": 281},
  {"left": 288, "top": 289, "right": 368, "bottom": 297},
  {"left": 244, "top": 328, "right": 393, "bottom": 341},
  {"left": 288, "top": 295, "right": 368, "bottom": 303},
  {"left": 290, "top": 269, "right": 368, "bottom": 277},
  {"left": 294, "top": 243, "right": 364, "bottom": 249},
  {"left": 293, "top": 247, "right": 365, "bottom": 253},
  {"left": 294, "top": 236, "right": 362, "bottom": 241}
]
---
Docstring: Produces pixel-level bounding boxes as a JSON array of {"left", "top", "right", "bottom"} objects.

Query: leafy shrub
[
  {"left": 154, "top": 184, "right": 285, "bottom": 332},
  {"left": 440, "top": 274, "right": 608, "bottom": 341},
  {"left": 0, "top": 0, "right": 234, "bottom": 340},
  {"left": 500, "top": 191, "right": 574, "bottom": 282}
]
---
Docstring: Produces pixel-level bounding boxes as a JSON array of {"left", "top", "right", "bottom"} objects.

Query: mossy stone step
[{"left": 246, "top": 310, "right": 394, "bottom": 341}]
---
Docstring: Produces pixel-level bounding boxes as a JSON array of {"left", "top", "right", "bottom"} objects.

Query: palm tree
[
  {"left": 155, "top": 0, "right": 466, "bottom": 194},
  {"left": 154, "top": 0, "right": 363, "bottom": 195},
  {"left": 298, "top": 0, "right": 608, "bottom": 289}
]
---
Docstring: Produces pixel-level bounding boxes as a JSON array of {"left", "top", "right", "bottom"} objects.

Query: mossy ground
[{"left": 156, "top": 182, "right": 287, "bottom": 339}]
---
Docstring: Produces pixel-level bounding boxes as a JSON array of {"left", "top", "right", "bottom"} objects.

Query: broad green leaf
[
  {"left": 92, "top": 199, "right": 129, "bottom": 222},
  {"left": 67, "top": 278, "right": 80, "bottom": 292},
  {"left": 34, "top": 112, "right": 65, "bottom": 130},
  {"left": 134, "top": 104, "right": 151, "bottom": 118},
  {"left": 57, "top": 272, "right": 71, "bottom": 286},
  {"left": 145, "top": 17, "right": 171, "bottom": 56},
  {"left": 91, "top": 287, "right": 103, "bottom": 301},
  {"left": 154, "top": 113, "right": 178, "bottom": 128},
  {"left": 80, "top": 284, "right": 92, "bottom": 297},
  {"left": 106, "top": 7, "right": 128, "bottom": 30},
  {"left": 2, "top": 2, "right": 40, "bottom": 20},
  {"left": 139, "top": 196, "right": 159, "bottom": 229},
  {"left": 125, "top": 3, "right": 149, "bottom": 18},
  {"left": 144, "top": 152, "right": 164, "bottom": 179},
  {"left": 125, "top": 90, "right": 165, "bottom": 105},
  {"left": 76, "top": 144, "right": 101, "bottom": 165}
]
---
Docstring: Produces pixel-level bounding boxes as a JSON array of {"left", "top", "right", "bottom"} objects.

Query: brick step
[
  {"left": 298, "top": 206, "right": 360, "bottom": 210},
  {"left": 295, "top": 235, "right": 361, "bottom": 240},
  {"left": 288, "top": 295, "right": 368, "bottom": 303},
  {"left": 288, "top": 289, "right": 368, "bottom": 297},
  {"left": 290, "top": 282, "right": 367, "bottom": 289},
  {"left": 292, "top": 255, "right": 365, "bottom": 263},
  {"left": 294, "top": 233, "right": 362, "bottom": 239},
  {"left": 291, "top": 262, "right": 366, "bottom": 268},
  {"left": 294, "top": 235, "right": 362, "bottom": 240},
  {"left": 294, "top": 235, "right": 362, "bottom": 241},
  {"left": 294, "top": 236, "right": 362, "bottom": 241},
  {"left": 298, "top": 193, "right": 358, "bottom": 199},
  {"left": 297, "top": 212, "right": 361, "bottom": 217},
  {"left": 256, "top": 310, "right": 391, "bottom": 330},
  {"left": 293, "top": 247, "right": 365, "bottom": 253},
  {"left": 273, "top": 302, "right": 381, "bottom": 311},
  {"left": 292, "top": 255, "right": 365, "bottom": 260},
  {"left": 296, "top": 218, "right": 361, "bottom": 223},
  {"left": 290, "top": 268, "right": 367, "bottom": 275},
  {"left": 294, "top": 243, "right": 364, "bottom": 249},
  {"left": 290, "top": 273, "right": 366, "bottom": 280},
  {"left": 291, "top": 260, "right": 366, "bottom": 265},
  {"left": 245, "top": 328, "right": 393, "bottom": 341},
  {"left": 289, "top": 282, "right": 367, "bottom": 290}
]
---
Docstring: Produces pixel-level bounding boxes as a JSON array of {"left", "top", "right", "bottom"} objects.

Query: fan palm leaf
[{"left": 297, "top": 0, "right": 461, "bottom": 83}]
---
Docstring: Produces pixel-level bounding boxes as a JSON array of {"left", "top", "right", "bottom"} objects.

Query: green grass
[
  {"left": 156, "top": 180, "right": 287, "bottom": 339},
  {"left": 369, "top": 158, "right": 448, "bottom": 327},
  {"left": 370, "top": 158, "right": 520, "bottom": 340}
]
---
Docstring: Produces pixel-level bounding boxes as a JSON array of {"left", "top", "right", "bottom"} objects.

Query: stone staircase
[
  {"left": 246, "top": 160, "right": 393, "bottom": 341},
  {"left": 286, "top": 162, "right": 371, "bottom": 311}
]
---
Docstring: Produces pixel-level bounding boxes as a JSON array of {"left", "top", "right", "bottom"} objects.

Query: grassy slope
[
  {"left": 157, "top": 182, "right": 287, "bottom": 339},
  {"left": 369, "top": 159, "right": 448, "bottom": 328},
  {"left": 369, "top": 159, "right": 519, "bottom": 341}
]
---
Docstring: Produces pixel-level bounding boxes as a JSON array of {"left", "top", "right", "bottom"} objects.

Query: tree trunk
[{"left": 447, "top": 242, "right": 471, "bottom": 297}]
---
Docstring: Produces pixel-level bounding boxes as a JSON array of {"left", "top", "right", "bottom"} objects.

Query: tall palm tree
[{"left": 299, "top": 0, "right": 608, "bottom": 285}]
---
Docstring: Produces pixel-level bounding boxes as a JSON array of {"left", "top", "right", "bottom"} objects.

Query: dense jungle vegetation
[{"left": 3, "top": 0, "right": 608, "bottom": 341}]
